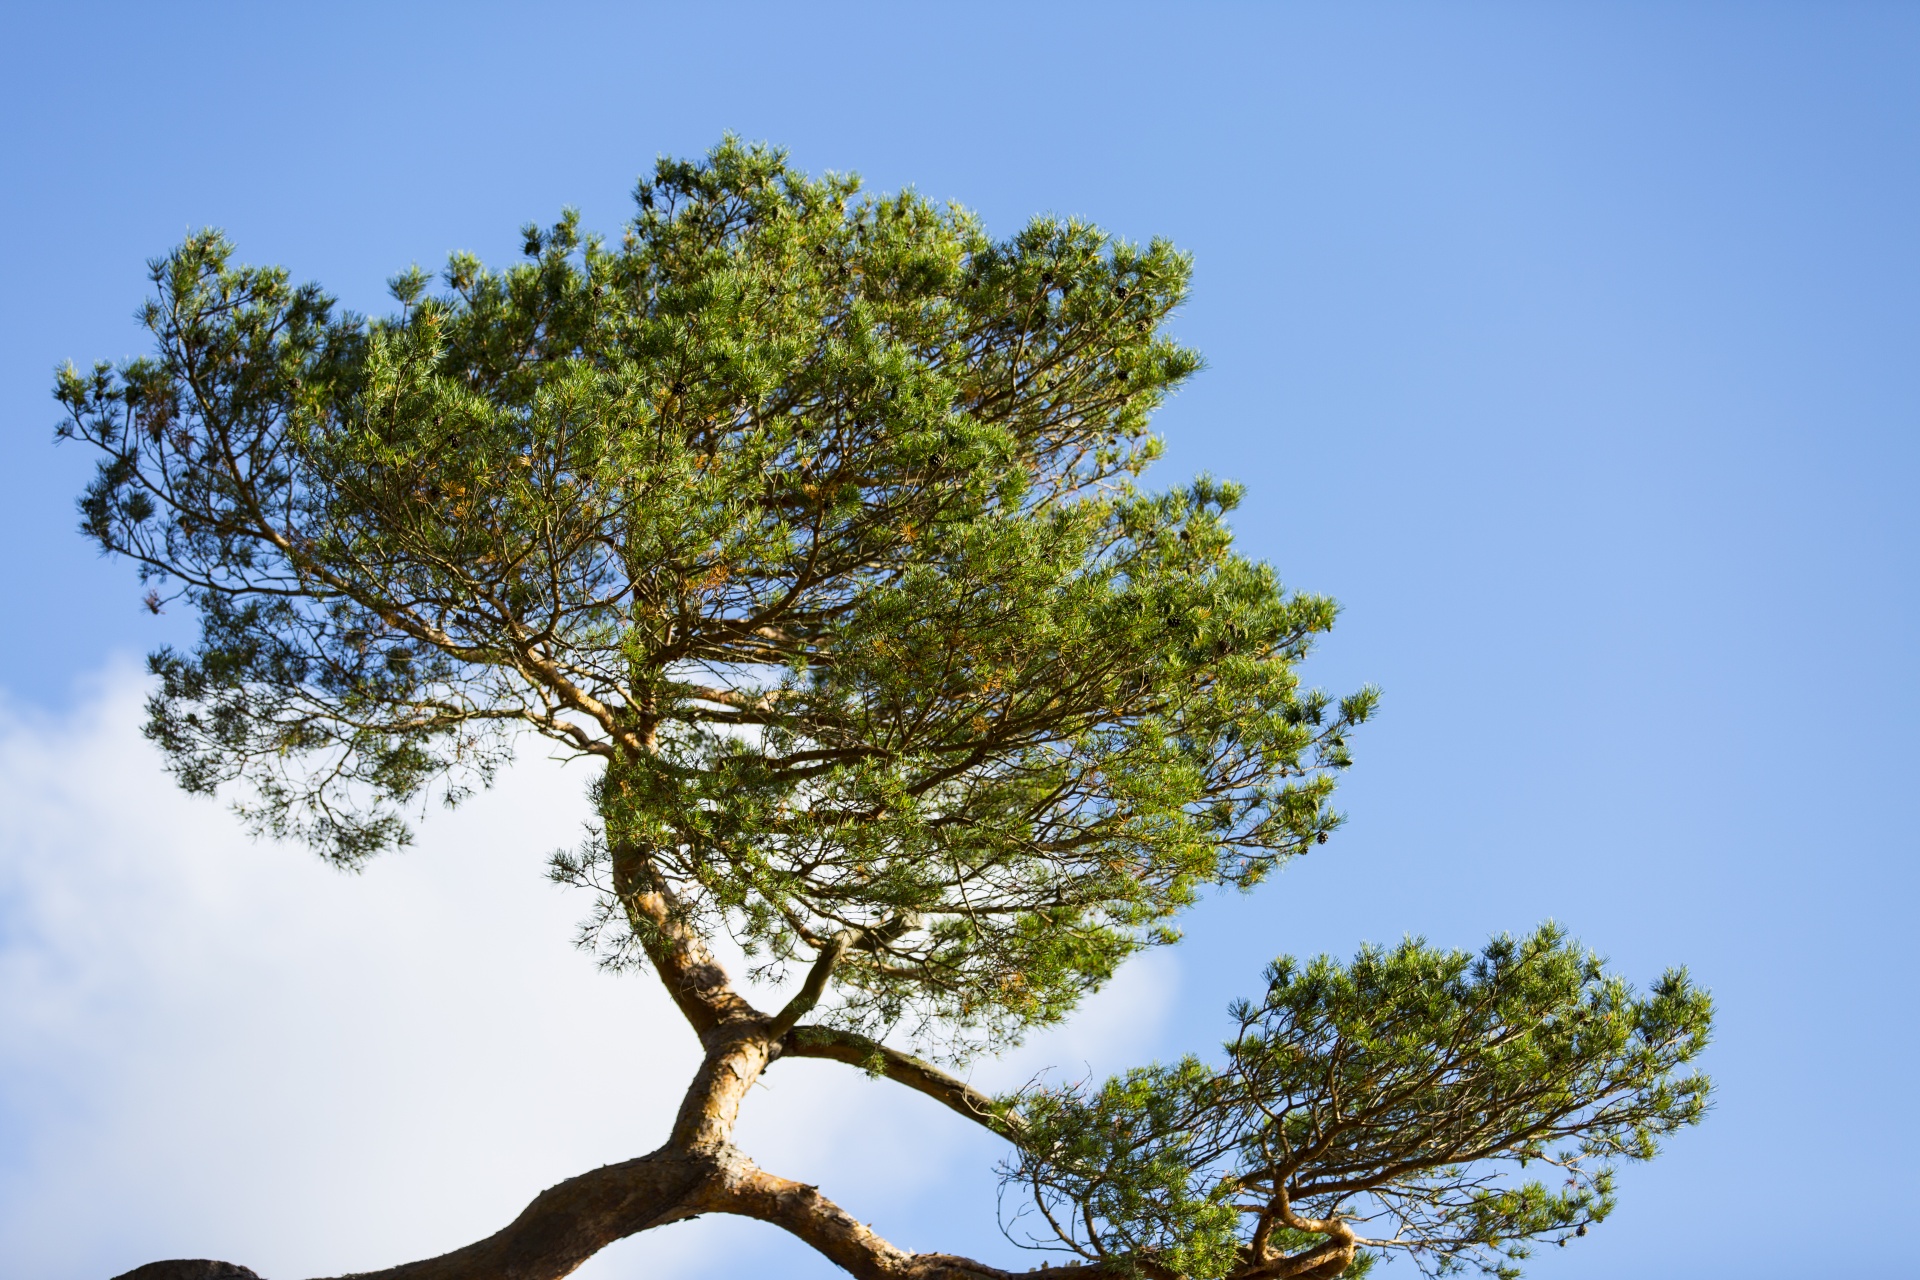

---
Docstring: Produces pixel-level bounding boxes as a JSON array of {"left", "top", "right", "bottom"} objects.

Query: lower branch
[
  {"left": 691, "top": 1150, "right": 1128, "bottom": 1280},
  {"left": 111, "top": 1142, "right": 1322, "bottom": 1280},
  {"left": 320, "top": 1147, "right": 712, "bottom": 1280},
  {"left": 109, "top": 934, "right": 1349, "bottom": 1280}
]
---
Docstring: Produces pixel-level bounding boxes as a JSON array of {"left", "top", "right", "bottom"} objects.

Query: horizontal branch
[
  {"left": 778, "top": 1025, "right": 1018, "bottom": 1138},
  {"left": 691, "top": 1151, "right": 1135, "bottom": 1280}
]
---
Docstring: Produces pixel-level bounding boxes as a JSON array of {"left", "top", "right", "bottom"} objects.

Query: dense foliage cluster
[{"left": 1003, "top": 926, "right": 1710, "bottom": 1278}]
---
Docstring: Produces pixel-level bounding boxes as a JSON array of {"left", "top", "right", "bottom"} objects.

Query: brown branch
[
  {"left": 122, "top": 1144, "right": 1158, "bottom": 1280},
  {"left": 778, "top": 1025, "right": 1019, "bottom": 1138},
  {"left": 690, "top": 1153, "right": 1133, "bottom": 1280},
  {"left": 1241, "top": 1186, "right": 1357, "bottom": 1280},
  {"left": 767, "top": 931, "right": 853, "bottom": 1039},
  {"left": 314, "top": 1147, "right": 713, "bottom": 1280},
  {"left": 690, "top": 1156, "right": 931, "bottom": 1279},
  {"left": 608, "top": 841, "right": 763, "bottom": 1040}
]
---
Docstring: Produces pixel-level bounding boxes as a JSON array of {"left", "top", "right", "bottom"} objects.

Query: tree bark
[{"left": 317, "top": 1149, "right": 712, "bottom": 1280}]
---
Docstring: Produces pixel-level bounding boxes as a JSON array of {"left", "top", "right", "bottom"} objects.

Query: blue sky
[{"left": 2, "top": 4, "right": 1915, "bottom": 1278}]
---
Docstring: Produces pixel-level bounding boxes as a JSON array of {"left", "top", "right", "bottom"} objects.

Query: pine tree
[{"left": 60, "top": 139, "right": 1710, "bottom": 1280}]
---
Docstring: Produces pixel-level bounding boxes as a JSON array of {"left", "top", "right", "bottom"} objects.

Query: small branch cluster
[{"left": 1001, "top": 925, "right": 1711, "bottom": 1279}]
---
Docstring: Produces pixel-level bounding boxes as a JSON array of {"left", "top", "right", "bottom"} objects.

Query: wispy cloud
[{"left": 0, "top": 664, "right": 1177, "bottom": 1280}]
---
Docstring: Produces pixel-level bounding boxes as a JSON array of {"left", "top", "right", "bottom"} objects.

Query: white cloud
[{"left": 0, "top": 665, "right": 1177, "bottom": 1280}]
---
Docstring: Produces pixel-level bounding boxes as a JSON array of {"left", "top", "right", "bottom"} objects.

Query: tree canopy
[{"left": 62, "top": 139, "right": 1710, "bottom": 1280}]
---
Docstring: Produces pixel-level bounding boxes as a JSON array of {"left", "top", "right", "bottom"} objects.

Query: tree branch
[
  {"left": 778, "top": 1025, "right": 1019, "bottom": 1138},
  {"left": 609, "top": 841, "right": 763, "bottom": 1041},
  {"left": 690, "top": 1153, "right": 1130, "bottom": 1280},
  {"left": 315, "top": 1147, "right": 713, "bottom": 1280},
  {"left": 768, "top": 931, "right": 853, "bottom": 1039}
]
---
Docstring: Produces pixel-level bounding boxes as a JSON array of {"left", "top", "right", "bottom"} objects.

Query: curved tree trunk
[{"left": 105, "top": 856, "right": 1180, "bottom": 1280}]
